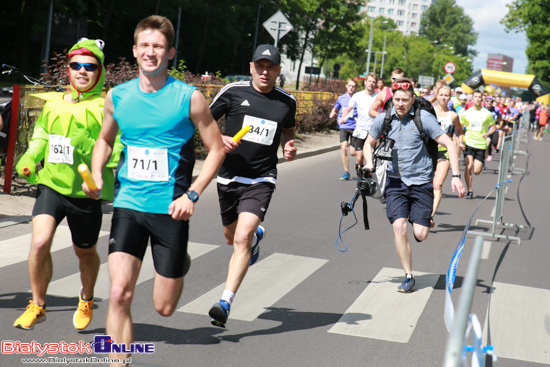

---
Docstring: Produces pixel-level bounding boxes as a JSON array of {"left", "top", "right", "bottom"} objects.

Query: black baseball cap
[{"left": 252, "top": 44, "right": 281, "bottom": 65}]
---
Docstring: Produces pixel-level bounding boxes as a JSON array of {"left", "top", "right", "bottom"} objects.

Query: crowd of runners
[{"left": 331, "top": 70, "right": 542, "bottom": 292}]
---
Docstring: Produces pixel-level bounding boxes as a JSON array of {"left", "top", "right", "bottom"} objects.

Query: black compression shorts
[
  {"left": 340, "top": 129, "right": 356, "bottom": 146},
  {"left": 109, "top": 208, "right": 190, "bottom": 278},
  {"left": 32, "top": 185, "right": 102, "bottom": 248}
]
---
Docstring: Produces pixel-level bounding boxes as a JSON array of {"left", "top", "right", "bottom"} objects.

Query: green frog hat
[{"left": 68, "top": 38, "right": 105, "bottom": 101}]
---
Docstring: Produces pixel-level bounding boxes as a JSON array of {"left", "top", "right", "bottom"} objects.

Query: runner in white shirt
[{"left": 340, "top": 72, "right": 378, "bottom": 169}]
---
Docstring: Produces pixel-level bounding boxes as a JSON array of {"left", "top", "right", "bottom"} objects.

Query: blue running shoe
[
  {"left": 340, "top": 172, "right": 350, "bottom": 181},
  {"left": 250, "top": 225, "right": 265, "bottom": 266},
  {"left": 209, "top": 300, "right": 230, "bottom": 328},
  {"left": 397, "top": 275, "right": 415, "bottom": 293}
]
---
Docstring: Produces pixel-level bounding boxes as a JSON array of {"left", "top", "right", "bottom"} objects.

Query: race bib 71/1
[{"left": 127, "top": 146, "right": 169, "bottom": 181}]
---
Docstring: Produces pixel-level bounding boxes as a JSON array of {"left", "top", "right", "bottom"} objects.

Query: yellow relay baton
[
  {"left": 78, "top": 163, "right": 97, "bottom": 191},
  {"left": 232, "top": 125, "right": 251, "bottom": 142}
]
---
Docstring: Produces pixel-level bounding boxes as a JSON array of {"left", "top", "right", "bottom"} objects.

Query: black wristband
[{"left": 452, "top": 174, "right": 461, "bottom": 178}]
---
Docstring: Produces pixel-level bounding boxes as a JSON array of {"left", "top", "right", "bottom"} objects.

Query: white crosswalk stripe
[
  {"left": 178, "top": 253, "right": 328, "bottom": 321},
  {"left": 483, "top": 282, "right": 550, "bottom": 364},
  {"left": 0, "top": 225, "right": 109, "bottom": 268},
  {"left": 328, "top": 267, "right": 439, "bottom": 343},
  {"left": 43, "top": 242, "right": 218, "bottom": 300}
]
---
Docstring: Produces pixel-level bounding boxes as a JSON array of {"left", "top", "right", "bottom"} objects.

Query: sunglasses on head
[
  {"left": 392, "top": 82, "right": 411, "bottom": 90},
  {"left": 69, "top": 62, "right": 99, "bottom": 72}
]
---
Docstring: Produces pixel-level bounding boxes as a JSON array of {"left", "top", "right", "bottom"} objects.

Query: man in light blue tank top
[{"left": 83, "top": 15, "right": 225, "bottom": 364}]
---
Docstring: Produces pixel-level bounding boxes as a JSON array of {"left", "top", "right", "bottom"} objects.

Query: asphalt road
[{"left": 0, "top": 130, "right": 548, "bottom": 367}]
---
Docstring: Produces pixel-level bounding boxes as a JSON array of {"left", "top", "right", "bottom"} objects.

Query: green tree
[
  {"left": 502, "top": 0, "right": 550, "bottom": 84},
  {"left": 420, "top": 0, "right": 477, "bottom": 58},
  {"left": 403, "top": 35, "right": 436, "bottom": 80},
  {"left": 312, "top": 0, "right": 364, "bottom": 81},
  {"left": 333, "top": 17, "right": 404, "bottom": 81},
  {"left": 279, "top": 0, "right": 364, "bottom": 89}
]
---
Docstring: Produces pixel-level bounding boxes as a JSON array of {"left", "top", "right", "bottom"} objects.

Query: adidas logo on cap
[{"left": 252, "top": 44, "right": 281, "bottom": 65}]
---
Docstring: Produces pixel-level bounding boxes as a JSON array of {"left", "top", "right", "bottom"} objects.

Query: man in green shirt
[{"left": 460, "top": 90, "right": 496, "bottom": 199}]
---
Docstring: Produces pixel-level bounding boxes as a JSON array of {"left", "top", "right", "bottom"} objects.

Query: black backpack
[{"left": 380, "top": 96, "right": 439, "bottom": 171}]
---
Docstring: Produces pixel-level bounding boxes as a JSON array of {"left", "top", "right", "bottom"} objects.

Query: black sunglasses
[{"left": 69, "top": 62, "right": 99, "bottom": 72}]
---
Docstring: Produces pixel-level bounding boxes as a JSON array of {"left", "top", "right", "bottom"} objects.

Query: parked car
[{"left": 224, "top": 75, "right": 251, "bottom": 82}]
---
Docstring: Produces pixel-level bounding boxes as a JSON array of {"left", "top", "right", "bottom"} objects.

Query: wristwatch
[
  {"left": 452, "top": 174, "right": 461, "bottom": 178},
  {"left": 186, "top": 190, "right": 199, "bottom": 202}
]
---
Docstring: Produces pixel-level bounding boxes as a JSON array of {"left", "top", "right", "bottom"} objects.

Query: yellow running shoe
[
  {"left": 14, "top": 301, "right": 46, "bottom": 330},
  {"left": 73, "top": 292, "right": 93, "bottom": 330}
]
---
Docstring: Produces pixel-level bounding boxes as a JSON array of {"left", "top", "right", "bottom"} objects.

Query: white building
[{"left": 363, "top": 0, "right": 437, "bottom": 35}]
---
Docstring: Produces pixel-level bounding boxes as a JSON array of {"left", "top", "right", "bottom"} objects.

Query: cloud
[{"left": 455, "top": 0, "right": 528, "bottom": 74}]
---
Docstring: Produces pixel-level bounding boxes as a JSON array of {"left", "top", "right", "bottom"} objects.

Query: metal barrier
[
  {"left": 443, "top": 236, "right": 493, "bottom": 367},
  {"left": 509, "top": 117, "right": 527, "bottom": 175},
  {"left": 467, "top": 135, "right": 523, "bottom": 244}
]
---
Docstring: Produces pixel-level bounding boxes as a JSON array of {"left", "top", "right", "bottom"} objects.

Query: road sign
[
  {"left": 305, "top": 66, "right": 321, "bottom": 75},
  {"left": 418, "top": 75, "right": 435, "bottom": 87},
  {"left": 444, "top": 62, "right": 456, "bottom": 74},
  {"left": 263, "top": 11, "right": 293, "bottom": 47},
  {"left": 444, "top": 73, "right": 454, "bottom": 85}
]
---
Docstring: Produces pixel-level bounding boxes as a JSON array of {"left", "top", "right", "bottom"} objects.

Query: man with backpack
[{"left": 363, "top": 78, "right": 465, "bottom": 293}]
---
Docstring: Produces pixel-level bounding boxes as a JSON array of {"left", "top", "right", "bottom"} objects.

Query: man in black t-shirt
[{"left": 208, "top": 44, "right": 297, "bottom": 328}]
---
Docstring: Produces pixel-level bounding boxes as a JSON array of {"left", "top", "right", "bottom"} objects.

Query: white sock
[
  {"left": 406, "top": 273, "right": 414, "bottom": 279},
  {"left": 252, "top": 232, "right": 258, "bottom": 247},
  {"left": 221, "top": 290, "right": 235, "bottom": 305}
]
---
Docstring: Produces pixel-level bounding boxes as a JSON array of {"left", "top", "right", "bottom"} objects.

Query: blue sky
[{"left": 456, "top": 0, "right": 528, "bottom": 74}]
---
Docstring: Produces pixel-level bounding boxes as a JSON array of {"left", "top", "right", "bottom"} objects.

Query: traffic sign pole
[{"left": 263, "top": 11, "right": 293, "bottom": 47}]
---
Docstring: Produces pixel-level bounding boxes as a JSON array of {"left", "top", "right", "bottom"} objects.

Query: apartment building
[{"left": 363, "top": 0, "right": 437, "bottom": 35}]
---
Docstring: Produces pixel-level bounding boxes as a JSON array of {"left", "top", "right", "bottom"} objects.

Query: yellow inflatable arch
[{"left": 461, "top": 69, "right": 550, "bottom": 105}]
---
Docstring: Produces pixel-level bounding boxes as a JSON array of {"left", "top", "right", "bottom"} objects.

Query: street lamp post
[
  {"left": 380, "top": 31, "right": 388, "bottom": 78},
  {"left": 366, "top": 51, "right": 387, "bottom": 76},
  {"left": 366, "top": 17, "right": 374, "bottom": 76},
  {"left": 379, "top": 23, "right": 394, "bottom": 79}
]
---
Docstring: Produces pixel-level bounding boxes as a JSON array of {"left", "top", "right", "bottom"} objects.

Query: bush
[
  {"left": 303, "top": 79, "right": 348, "bottom": 94},
  {"left": 292, "top": 80, "right": 347, "bottom": 134},
  {"left": 295, "top": 94, "right": 338, "bottom": 134}
]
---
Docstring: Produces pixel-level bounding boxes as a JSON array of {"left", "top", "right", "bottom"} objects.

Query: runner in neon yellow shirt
[
  {"left": 13, "top": 38, "right": 121, "bottom": 331},
  {"left": 460, "top": 90, "right": 496, "bottom": 199}
]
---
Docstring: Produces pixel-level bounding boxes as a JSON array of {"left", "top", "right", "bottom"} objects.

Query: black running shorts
[
  {"left": 463, "top": 145, "right": 486, "bottom": 163},
  {"left": 32, "top": 185, "right": 102, "bottom": 248},
  {"left": 217, "top": 182, "right": 275, "bottom": 226},
  {"left": 340, "top": 129, "right": 356, "bottom": 146},
  {"left": 109, "top": 208, "right": 190, "bottom": 278}
]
